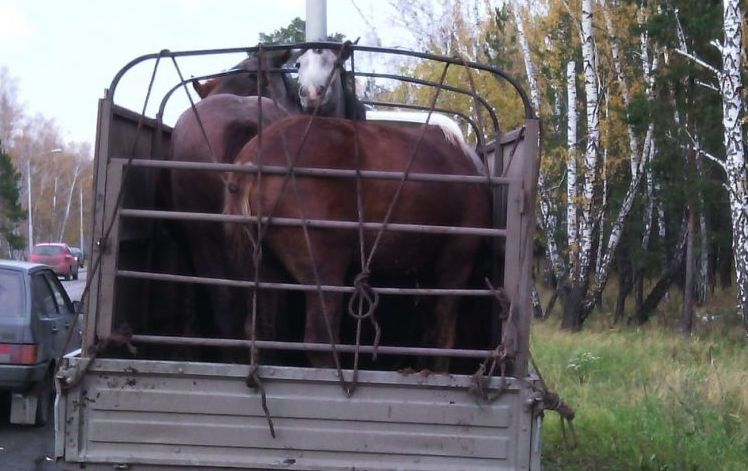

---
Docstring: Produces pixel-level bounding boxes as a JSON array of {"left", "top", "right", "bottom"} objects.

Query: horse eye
[
  {"left": 314, "top": 48, "right": 322, "bottom": 54},
  {"left": 294, "top": 62, "right": 300, "bottom": 69}
]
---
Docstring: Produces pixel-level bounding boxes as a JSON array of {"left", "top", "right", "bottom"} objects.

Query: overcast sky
[{"left": 0, "top": 0, "right": 406, "bottom": 147}]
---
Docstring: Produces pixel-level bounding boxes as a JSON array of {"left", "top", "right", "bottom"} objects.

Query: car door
[
  {"left": 42, "top": 272, "right": 80, "bottom": 354},
  {"left": 30, "top": 272, "right": 63, "bottom": 362}
]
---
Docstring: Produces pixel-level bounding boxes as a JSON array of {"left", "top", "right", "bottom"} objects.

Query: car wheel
[
  {"left": 65, "top": 267, "right": 72, "bottom": 281},
  {"left": 73, "top": 269, "right": 79, "bottom": 281},
  {"left": 33, "top": 369, "right": 53, "bottom": 427}
]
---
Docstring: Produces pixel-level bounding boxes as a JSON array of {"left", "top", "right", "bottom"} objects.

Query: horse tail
[{"left": 223, "top": 176, "right": 256, "bottom": 262}]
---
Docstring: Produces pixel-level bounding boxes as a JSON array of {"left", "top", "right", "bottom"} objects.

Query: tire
[
  {"left": 73, "top": 269, "right": 79, "bottom": 281},
  {"left": 33, "top": 369, "right": 53, "bottom": 427},
  {"left": 65, "top": 267, "right": 72, "bottom": 281}
]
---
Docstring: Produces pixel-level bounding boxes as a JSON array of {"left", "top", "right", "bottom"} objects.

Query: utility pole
[
  {"left": 26, "top": 148, "right": 62, "bottom": 255},
  {"left": 79, "top": 187, "right": 84, "bottom": 250},
  {"left": 306, "top": 0, "right": 327, "bottom": 41}
]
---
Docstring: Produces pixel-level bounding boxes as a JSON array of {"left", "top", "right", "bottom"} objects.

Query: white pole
[
  {"left": 79, "top": 187, "right": 84, "bottom": 250},
  {"left": 26, "top": 158, "right": 33, "bottom": 256},
  {"left": 305, "top": 0, "right": 327, "bottom": 41},
  {"left": 26, "top": 148, "right": 62, "bottom": 255}
]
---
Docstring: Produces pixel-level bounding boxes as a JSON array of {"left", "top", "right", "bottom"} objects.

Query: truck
[{"left": 55, "top": 42, "right": 548, "bottom": 470}]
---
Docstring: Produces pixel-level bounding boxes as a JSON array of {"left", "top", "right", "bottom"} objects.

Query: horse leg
[
  {"left": 426, "top": 236, "right": 482, "bottom": 372},
  {"left": 270, "top": 232, "right": 352, "bottom": 369},
  {"left": 243, "top": 253, "right": 290, "bottom": 365},
  {"left": 187, "top": 224, "right": 249, "bottom": 362},
  {"left": 302, "top": 290, "right": 345, "bottom": 368}
]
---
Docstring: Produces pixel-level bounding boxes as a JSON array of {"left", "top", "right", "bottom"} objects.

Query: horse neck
[
  {"left": 338, "top": 70, "right": 365, "bottom": 120},
  {"left": 331, "top": 74, "right": 348, "bottom": 118},
  {"left": 267, "top": 73, "right": 299, "bottom": 113}
]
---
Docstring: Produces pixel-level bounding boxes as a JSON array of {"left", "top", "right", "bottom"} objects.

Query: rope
[
  {"left": 345, "top": 48, "right": 379, "bottom": 391},
  {"left": 347, "top": 271, "right": 381, "bottom": 358},
  {"left": 58, "top": 325, "right": 136, "bottom": 392},
  {"left": 245, "top": 364, "right": 276, "bottom": 438},
  {"left": 362, "top": 63, "right": 451, "bottom": 271},
  {"left": 528, "top": 351, "right": 577, "bottom": 449},
  {"left": 247, "top": 43, "right": 358, "bottom": 395},
  {"left": 469, "top": 278, "right": 513, "bottom": 401}
]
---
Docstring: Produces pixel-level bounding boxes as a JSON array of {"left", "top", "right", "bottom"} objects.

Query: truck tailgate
[{"left": 58, "top": 357, "right": 540, "bottom": 470}]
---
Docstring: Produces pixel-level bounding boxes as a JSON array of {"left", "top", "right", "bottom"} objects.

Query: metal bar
[
  {"left": 108, "top": 43, "right": 534, "bottom": 120},
  {"left": 116, "top": 158, "right": 516, "bottom": 185},
  {"left": 119, "top": 208, "right": 508, "bottom": 237},
  {"left": 157, "top": 67, "right": 294, "bottom": 119},
  {"left": 356, "top": 71, "right": 499, "bottom": 138},
  {"left": 362, "top": 100, "right": 483, "bottom": 144},
  {"left": 131, "top": 334, "right": 495, "bottom": 359},
  {"left": 156, "top": 67, "right": 496, "bottom": 145},
  {"left": 117, "top": 270, "right": 497, "bottom": 297}
]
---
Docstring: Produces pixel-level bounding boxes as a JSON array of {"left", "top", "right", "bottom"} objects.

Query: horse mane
[
  {"left": 429, "top": 118, "right": 485, "bottom": 175},
  {"left": 340, "top": 69, "right": 367, "bottom": 121}
]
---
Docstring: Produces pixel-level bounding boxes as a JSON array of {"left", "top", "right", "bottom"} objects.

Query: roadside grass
[{"left": 533, "top": 288, "right": 748, "bottom": 470}]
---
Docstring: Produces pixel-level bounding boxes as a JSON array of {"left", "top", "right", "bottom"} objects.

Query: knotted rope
[{"left": 347, "top": 271, "right": 381, "bottom": 361}]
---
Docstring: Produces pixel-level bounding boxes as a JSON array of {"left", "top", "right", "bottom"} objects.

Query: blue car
[{"left": 0, "top": 260, "right": 81, "bottom": 426}]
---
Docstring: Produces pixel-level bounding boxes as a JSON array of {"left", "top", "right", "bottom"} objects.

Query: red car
[{"left": 28, "top": 243, "right": 79, "bottom": 280}]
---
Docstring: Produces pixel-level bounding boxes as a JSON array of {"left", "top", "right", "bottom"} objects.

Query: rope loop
[
  {"left": 347, "top": 271, "right": 382, "bottom": 359},
  {"left": 347, "top": 271, "right": 379, "bottom": 320}
]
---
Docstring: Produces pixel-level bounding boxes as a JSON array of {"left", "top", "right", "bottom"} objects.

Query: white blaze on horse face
[{"left": 296, "top": 49, "right": 340, "bottom": 111}]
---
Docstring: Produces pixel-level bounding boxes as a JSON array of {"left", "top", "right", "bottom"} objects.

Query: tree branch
[{"left": 674, "top": 48, "right": 721, "bottom": 77}]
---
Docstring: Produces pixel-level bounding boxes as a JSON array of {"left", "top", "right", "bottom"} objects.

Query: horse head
[
  {"left": 294, "top": 42, "right": 365, "bottom": 119},
  {"left": 192, "top": 49, "right": 298, "bottom": 111}
]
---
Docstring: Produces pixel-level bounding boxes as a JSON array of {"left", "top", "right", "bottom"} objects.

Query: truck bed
[{"left": 57, "top": 357, "right": 540, "bottom": 470}]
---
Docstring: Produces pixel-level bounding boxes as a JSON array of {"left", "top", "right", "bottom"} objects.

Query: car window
[
  {"left": 31, "top": 274, "right": 60, "bottom": 317},
  {"left": 33, "top": 245, "right": 64, "bottom": 255},
  {"left": 0, "top": 270, "right": 25, "bottom": 318},
  {"left": 43, "top": 272, "right": 73, "bottom": 314}
]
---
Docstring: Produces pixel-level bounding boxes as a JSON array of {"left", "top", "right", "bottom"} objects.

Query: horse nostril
[{"left": 298, "top": 87, "right": 307, "bottom": 98}]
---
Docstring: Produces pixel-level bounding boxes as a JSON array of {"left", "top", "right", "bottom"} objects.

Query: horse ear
[
  {"left": 267, "top": 48, "right": 293, "bottom": 67},
  {"left": 338, "top": 40, "right": 358, "bottom": 63},
  {"left": 289, "top": 48, "right": 304, "bottom": 65},
  {"left": 193, "top": 78, "right": 218, "bottom": 99},
  {"left": 192, "top": 80, "right": 207, "bottom": 98}
]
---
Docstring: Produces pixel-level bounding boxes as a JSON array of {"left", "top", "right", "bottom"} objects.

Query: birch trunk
[
  {"left": 578, "top": 0, "right": 600, "bottom": 289},
  {"left": 720, "top": 0, "right": 748, "bottom": 331},
  {"left": 566, "top": 61, "right": 579, "bottom": 276}
]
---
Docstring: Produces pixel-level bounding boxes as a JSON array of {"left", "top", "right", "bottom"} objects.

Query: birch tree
[{"left": 674, "top": 0, "right": 747, "bottom": 331}]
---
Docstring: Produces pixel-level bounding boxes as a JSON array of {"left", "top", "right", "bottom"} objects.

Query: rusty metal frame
[{"left": 88, "top": 42, "right": 539, "bottom": 368}]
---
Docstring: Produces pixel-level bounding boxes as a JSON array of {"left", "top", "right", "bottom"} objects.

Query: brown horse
[
  {"left": 192, "top": 50, "right": 297, "bottom": 102},
  {"left": 165, "top": 50, "right": 297, "bottom": 350},
  {"left": 224, "top": 115, "right": 491, "bottom": 370}
]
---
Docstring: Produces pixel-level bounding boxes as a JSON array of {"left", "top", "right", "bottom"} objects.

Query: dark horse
[
  {"left": 165, "top": 49, "right": 298, "bottom": 349},
  {"left": 224, "top": 115, "right": 491, "bottom": 370},
  {"left": 192, "top": 51, "right": 296, "bottom": 100}
]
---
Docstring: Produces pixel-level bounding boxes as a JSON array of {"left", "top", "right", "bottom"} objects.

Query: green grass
[{"left": 532, "top": 309, "right": 748, "bottom": 470}]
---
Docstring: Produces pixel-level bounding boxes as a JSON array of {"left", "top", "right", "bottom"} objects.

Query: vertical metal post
[
  {"left": 26, "top": 158, "right": 33, "bottom": 254},
  {"left": 305, "top": 0, "right": 327, "bottom": 41},
  {"left": 79, "top": 187, "right": 84, "bottom": 249}
]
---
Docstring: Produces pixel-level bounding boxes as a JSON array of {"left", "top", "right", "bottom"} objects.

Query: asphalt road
[{"left": 0, "top": 269, "right": 87, "bottom": 471}]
